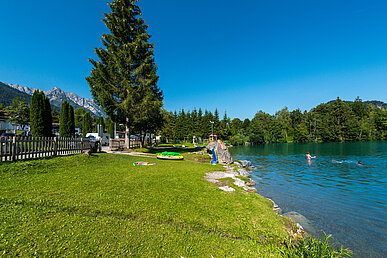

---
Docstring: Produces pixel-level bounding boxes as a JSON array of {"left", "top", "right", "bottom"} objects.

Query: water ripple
[{"left": 231, "top": 142, "right": 387, "bottom": 258}]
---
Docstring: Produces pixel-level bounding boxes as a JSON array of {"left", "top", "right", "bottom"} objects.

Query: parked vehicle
[
  {"left": 85, "top": 132, "right": 110, "bottom": 146},
  {"left": 1, "top": 132, "right": 15, "bottom": 154},
  {"left": 1, "top": 132, "right": 15, "bottom": 139},
  {"left": 85, "top": 133, "right": 102, "bottom": 152},
  {"left": 85, "top": 133, "right": 100, "bottom": 142}
]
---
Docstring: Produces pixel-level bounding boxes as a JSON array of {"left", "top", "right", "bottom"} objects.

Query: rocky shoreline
[{"left": 204, "top": 159, "right": 306, "bottom": 239}]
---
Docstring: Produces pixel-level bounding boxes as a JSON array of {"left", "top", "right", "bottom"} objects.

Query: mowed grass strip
[{"left": 0, "top": 154, "right": 289, "bottom": 256}]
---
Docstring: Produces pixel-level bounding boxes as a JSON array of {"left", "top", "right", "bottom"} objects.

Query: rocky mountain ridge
[{"left": 5, "top": 82, "right": 106, "bottom": 117}]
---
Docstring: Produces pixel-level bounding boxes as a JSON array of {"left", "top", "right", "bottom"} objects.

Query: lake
[{"left": 230, "top": 142, "right": 387, "bottom": 258}]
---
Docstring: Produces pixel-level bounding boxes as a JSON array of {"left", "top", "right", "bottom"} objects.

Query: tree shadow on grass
[{"left": 140, "top": 146, "right": 204, "bottom": 154}]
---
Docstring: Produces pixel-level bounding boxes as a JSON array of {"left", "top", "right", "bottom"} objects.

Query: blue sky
[{"left": 1, "top": 0, "right": 386, "bottom": 119}]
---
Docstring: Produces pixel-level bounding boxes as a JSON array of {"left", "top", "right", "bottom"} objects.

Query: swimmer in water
[
  {"left": 358, "top": 161, "right": 363, "bottom": 166},
  {"left": 306, "top": 152, "right": 316, "bottom": 160}
]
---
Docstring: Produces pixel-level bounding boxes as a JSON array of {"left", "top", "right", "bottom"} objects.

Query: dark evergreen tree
[
  {"left": 106, "top": 117, "right": 115, "bottom": 139},
  {"left": 30, "top": 90, "right": 45, "bottom": 137},
  {"left": 220, "top": 112, "right": 231, "bottom": 139},
  {"left": 206, "top": 110, "right": 214, "bottom": 137},
  {"left": 87, "top": 0, "right": 163, "bottom": 148},
  {"left": 191, "top": 108, "right": 198, "bottom": 136},
  {"left": 162, "top": 111, "right": 177, "bottom": 142},
  {"left": 44, "top": 97, "right": 52, "bottom": 136},
  {"left": 69, "top": 105, "right": 75, "bottom": 137},
  {"left": 59, "top": 101, "right": 70, "bottom": 137},
  {"left": 82, "top": 112, "right": 92, "bottom": 137},
  {"left": 213, "top": 108, "right": 220, "bottom": 134},
  {"left": 74, "top": 108, "right": 86, "bottom": 129},
  {"left": 352, "top": 97, "right": 367, "bottom": 118},
  {"left": 197, "top": 108, "right": 203, "bottom": 138},
  {"left": 179, "top": 109, "right": 187, "bottom": 140}
]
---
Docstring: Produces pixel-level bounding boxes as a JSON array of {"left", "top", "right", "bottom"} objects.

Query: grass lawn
[
  {"left": 131, "top": 143, "right": 213, "bottom": 162},
  {"left": 0, "top": 153, "right": 294, "bottom": 256}
]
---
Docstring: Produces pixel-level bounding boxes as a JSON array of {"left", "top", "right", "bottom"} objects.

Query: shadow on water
[{"left": 231, "top": 142, "right": 387, "bottom": 258}]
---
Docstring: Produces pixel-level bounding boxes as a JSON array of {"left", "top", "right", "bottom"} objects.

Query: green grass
[
  {"left": 133, "top": 142, "right": 201, "bottom": 154},
  {"left": 282, "top": 232, "right": 352, "bottom": 257},
  {"left": 0, "top": 154, "right": 351, "bottom": 256},
  {"left": 132, "top": 143, "right": 212, "bottom": 162},
  {"left": 0, "top": 154, "right": 288, "bottom": 256}
]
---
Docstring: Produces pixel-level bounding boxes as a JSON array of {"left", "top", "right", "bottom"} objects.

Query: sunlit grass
[
  {"left": 0, "top": 153, "right": 351, "bottom": 256},
  {"left": 0, "top": 153, "right": 288, "bottom": 256}
]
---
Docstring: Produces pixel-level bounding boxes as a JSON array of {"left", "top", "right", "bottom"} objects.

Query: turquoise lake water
[{"left": 230, "top": 142, "right": 387, "bottom": 258}]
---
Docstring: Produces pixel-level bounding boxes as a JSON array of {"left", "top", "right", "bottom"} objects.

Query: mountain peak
[
  {"left": 46, "top": 86, "right": 65, "bottom": 95},
  {"left": 4, "top": 82, "right": 106, "bottom": 117}
]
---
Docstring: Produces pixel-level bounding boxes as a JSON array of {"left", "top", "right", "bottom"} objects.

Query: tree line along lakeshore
[
  {"left": 161, "top": 97, "right": 387, "bottom": 145},
  {"left": 3, "top": 92, "right": 386, "bottom": 146}
]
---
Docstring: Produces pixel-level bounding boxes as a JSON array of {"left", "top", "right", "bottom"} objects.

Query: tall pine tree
[
  {"left": 69, "top": 105, "right": 75, "bottom": 137},
  {"left": 30, "top": 91, "right": 46, "bottom": 137},
  {"left": 44, "top": 97, "right": 53, "bottom": 136},
  {"left": 87, "top": 0, "right": 163, "bottom": 148},
  {"left": 82, "top": 112, "right": 92, "bottom": 137},
  {"left": 59, "top": 101, "right": 70, "bottom": 137}
]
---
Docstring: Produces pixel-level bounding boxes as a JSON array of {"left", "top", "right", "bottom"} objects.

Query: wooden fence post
[
  {"left": 54, "top": 137, "right": 58, "bottom": 156},
  {"left": 12, "top": 136, "right": 16, "bottom": 161}
]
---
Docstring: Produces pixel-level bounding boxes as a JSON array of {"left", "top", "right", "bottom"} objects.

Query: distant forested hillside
[
  {"left": 364, "top": 101, "right": 387, "bottom": 110},
  {"left": 327, "top": 99, "right": 387, "bottom": 110},
  {"left": 0, "top": 82, "right": 31, "bottom": 106}
]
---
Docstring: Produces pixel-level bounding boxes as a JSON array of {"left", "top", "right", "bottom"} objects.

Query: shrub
[{"left": 282, "top": 232, "right": 352, "bottom": 257}]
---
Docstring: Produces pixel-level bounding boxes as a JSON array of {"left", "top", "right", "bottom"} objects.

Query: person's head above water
[{"left": 306, "top": 152, "right": 310, "bottom": 154}]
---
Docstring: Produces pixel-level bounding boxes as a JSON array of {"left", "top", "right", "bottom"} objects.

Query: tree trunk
[
  {"left": 125, "top": 117, "right": 130, "bottom": 149},
  {"left": 140, "top": 132, "right": 146, "bottom": 148}
]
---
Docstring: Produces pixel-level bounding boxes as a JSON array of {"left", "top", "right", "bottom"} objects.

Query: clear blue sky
[{"left": 1, "top": 0, "right": 386, "bottom": 119}]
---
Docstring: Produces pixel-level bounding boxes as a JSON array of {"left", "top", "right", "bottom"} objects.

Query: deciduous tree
[{"left": 6, "top": 97, "right": 30, "bottom": 131}]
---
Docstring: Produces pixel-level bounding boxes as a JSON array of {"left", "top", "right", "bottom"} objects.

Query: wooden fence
[
  {"left": 0, "top": 136, "right": 91, "bottom": 162},
  {"left": 109, "top": 138, "right": 141, "bottom": 150}
]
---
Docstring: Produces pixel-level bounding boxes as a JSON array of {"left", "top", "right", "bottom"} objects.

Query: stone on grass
[
  {"left": 233, "top": 178, "right": 247, "bottom": 188},
  {"left": 82, "top": 149, "right": 92, "bottom": 155},
  {"left": 238, "top": 168, "right": 250, "bottom": 177},
  {"left": 240, "top": 160, "right": 252, "bottom": 168},
  {"left": 219, "top": 186, "right": 235, "bottom": 192},
  {"left": 246, "top": 181, "right": 256, "bottom": 186}
]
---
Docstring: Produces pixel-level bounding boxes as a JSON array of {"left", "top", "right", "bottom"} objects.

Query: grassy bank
[{"left": 0, "top": 153, "right": 350, "bottom": 256}]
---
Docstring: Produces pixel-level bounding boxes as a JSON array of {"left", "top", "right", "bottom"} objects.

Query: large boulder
[
  {"left": 206, "top": 140, "right": 233, "bottom": 165},
  {"left": 238, "top": 168, "right": 250, "bottom": 177},
  {"left": 206, "top": 141, "right": 216, "bottom": 153},
  {"left": 239, "top": 160, "right": 252, "bottom": 168},
  {"left": 216, "top": 144, "right": 233, "bottom": 164},
  {"left": 282, "top": 211, "right": 316, "bottom": 235}
]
